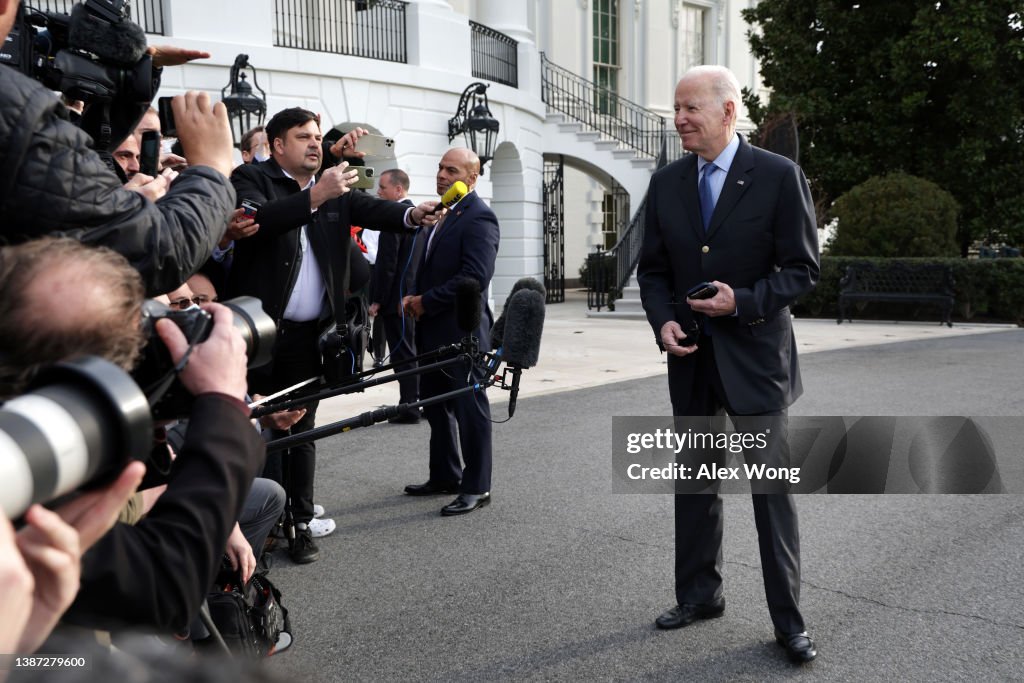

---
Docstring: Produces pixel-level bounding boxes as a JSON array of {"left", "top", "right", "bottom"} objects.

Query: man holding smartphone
[
  {"left": 226, "top": 108, "right": 438, "bottom": 564},
  {"left": 637, "top": 66, "right": 820, "bottom": 663}
]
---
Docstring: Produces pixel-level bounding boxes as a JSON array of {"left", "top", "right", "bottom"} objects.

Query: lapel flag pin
[{"left": 737, "top": 180, "right": 745, "bottom": 186}]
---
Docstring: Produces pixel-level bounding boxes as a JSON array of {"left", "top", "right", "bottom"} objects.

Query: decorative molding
[
  {"left": 671, "top": 1, "right": 680, "bottom": 28},
  {"left": 579, "top": 0, "right": 587, "bottom": 9},
  {"left": 634, "top": 0, "right": 642, "bottom": 19}
]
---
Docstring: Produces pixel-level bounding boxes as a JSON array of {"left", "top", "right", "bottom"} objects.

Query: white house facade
[{"left": 95, "top": 0, "right": 766, "bottom": 305}]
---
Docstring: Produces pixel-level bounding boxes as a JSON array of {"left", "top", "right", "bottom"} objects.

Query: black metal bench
[{"left": 837, "top": 262, "right": 955, "bottom": 327}]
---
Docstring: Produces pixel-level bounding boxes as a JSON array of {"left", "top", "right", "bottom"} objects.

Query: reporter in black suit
[
  {"left": 370, "top": 169, "right": 424, "bottom": 423},
  {"left": 402, "top": 149, "right": 500, "bottom": 516},
  {"left": 637, "top": 65, "right": 820, "bottom": 663}
]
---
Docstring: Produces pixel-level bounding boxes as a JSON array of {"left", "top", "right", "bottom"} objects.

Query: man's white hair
[{"left": 683, "top": 64, "right": 742, "bottom": 111}]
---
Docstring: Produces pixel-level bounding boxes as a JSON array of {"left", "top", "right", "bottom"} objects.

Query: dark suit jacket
[
  {"left": 637, "top": 136, "right": 819, "bottom": 414},
  {"left": 227, "top": 158, "right": 411, "bottom": 323},
  {"left": 414, "top": 191, "right": 500, "bottom": 351},
  {"left": 372, "top": 198, "right": 423, "bottom": 314},
  {"left": 65, "top": 395, "right": 264, "bottom": 632}
]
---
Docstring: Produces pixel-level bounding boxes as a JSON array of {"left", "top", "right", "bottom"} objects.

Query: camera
[
  {"left": 0, "top": 0, "right": 159, "bottom": 152},
  {"left": 0, "top": 356, "right": 152, "bottom": 518},
  {"left": 133, "top": 297, "right": 277, "bottom": 421}
]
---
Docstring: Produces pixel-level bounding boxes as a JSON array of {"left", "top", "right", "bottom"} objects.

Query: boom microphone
[
  {"left": 455, "top": 277, "right": 482, "bottom": 333},
  {"left": 502, "top": 289, "right": 545, "bottom": 369},
  {"left": 68, "top": 3, "right": 148, "bottom": 65},
  {"left": 431, "top": 181, "right": 469, "bottom": 214},
  {"left": 491, "top": 277, "right": 546, "bottom": 348}
]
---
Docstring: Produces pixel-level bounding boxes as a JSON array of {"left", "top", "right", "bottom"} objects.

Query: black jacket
[
  {"left": 0, "top": 66, "right": 236, "bottom": 296},
  {"left": 227, "top": 158, "right": 412, "bottom": 323},
  {"left": 372, "top": 198, "right": 424, "bottom": 314},
  {"left": 63, "top": 394, "right": 265, "bottom": 632}
]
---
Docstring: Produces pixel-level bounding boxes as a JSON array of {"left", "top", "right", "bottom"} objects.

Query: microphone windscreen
[
  {"left": 502, "top": 289, "right": 545, "bottom": 369},
  {"left": 490, "top": 277, "right": 546, "bottom": 348},
  {"left": 441, "top": 181, "right": 468, "bottom": 209},
  {"left": 455, "top": 277, "right": 482, "bottom": 333},
  {"left": 68, "top": 4, "right": 148, "bottom": 65}
]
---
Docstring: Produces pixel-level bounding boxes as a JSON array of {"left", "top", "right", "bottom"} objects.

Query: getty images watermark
[{"left": 612, "top": 416, "right": 1023, "bottom": 494}]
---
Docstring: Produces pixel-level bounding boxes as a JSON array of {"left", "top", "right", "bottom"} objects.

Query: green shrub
[{"left": 829, "top": 173, "right": 960, "bottom": 258}]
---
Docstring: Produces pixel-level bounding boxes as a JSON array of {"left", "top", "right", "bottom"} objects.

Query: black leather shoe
[
  {"left": 775, "top": 630, "right": 817, "bottom": 663},
  {"left": 288, "top": 526, "right": 319, "bottom": 564},
  {"left": 654, "top": 599, "right": 725, "bottom": 629},
  {"left": 440, "top": 492, "right": 490, "bottom": 516},
  {"left": 388, "top": 412, "right": 421, "bottom": 425},
  {"left": 404, "top": 480, "right": 460, "bottom": 496}
]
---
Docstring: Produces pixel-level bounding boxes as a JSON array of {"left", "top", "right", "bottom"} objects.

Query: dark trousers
[
  {"left": 419, "top": 358, "right": 492, "bottom": 494},
  {"left": 671, "top": 340, "right": 805, "bottom": 635},
  {"left": 251, "top": 320, "right": 321, "bottom": 526},
  {"left": 380, "top": 311, "right": 419, "bottom": 407}
]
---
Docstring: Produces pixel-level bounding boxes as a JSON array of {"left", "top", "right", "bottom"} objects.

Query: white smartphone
[{"left": 355, "top": 133, "right": 396, "bottom": 157}]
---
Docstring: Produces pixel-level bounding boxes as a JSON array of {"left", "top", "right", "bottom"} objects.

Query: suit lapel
[
  {"left": 425, "top": 192, "right": 475, "bottom": 264},
  {"left": 706, "top": 137, "right": 754, "bottom": 241}
]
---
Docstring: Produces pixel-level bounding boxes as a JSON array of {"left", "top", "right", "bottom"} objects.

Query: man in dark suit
[
  {"left": 637, "top": 65, "right": 820, "bottom": 663},
  {"left": 370, "top": 169, "right": 424, "bottom": 424},
  {"left": 228, "top": 108, "right": 437, "bottom": 562},
  {"left": 402, "top": 148, "right": 500, "bottom": 516}
]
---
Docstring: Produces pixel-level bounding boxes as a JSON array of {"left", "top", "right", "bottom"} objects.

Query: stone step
[
  {"left": 612, "top": 149, "right": 637, "bottom": 160},
  {"left": 557, "top": 121, "right": 583, "bottom": 134},
  {"left": 576, "top": 131, "right": 601, "bottom": 142}
]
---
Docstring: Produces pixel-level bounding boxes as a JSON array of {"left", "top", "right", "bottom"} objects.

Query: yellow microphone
[{"left": 436, "top": 180, "right": 468, "bottom": 213}]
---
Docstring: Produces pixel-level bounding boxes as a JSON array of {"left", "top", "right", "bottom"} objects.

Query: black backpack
[{"left": 205, "top": 569, "right": 290, "bottom": 658}]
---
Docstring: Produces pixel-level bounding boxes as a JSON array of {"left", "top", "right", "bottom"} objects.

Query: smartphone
[
  {"left": 139, "top": 130, "right": 160, "bottom": 177},
  {"left": 157, "top": 96, "right": 177, "bottom": 138},
  {"left": 240, "top": 198, "right": 261, "bottom": 217},
  {"left": 355, "top": 134, "right": 395, "bottom": 157},
  {"left": 687, "top": 282, "right": 719, "bottom": 300},
  {"left": 351, "top": 166, "right": 375, "bottom": 190}
]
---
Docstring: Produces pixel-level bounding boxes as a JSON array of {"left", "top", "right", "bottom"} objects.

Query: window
[
  {"left": 601, "top": 182, "right": 630, "bottom": 250},
  {"left": 593, "top": 0, "right": 619, "bottom": 115},
  {"left": 680, "top": 4, "right": 706, "bottom": 72}
]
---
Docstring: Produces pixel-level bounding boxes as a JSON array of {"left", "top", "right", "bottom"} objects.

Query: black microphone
[
  {"left": 68, "top": 3, "right": 148, "bottom": 66},
  {"left": 491, "top": 277, "right": 546, "bottom": 348},
  {"left": 500, "top": 289, "right": 546, "bottom": 418},
  {"left": 455, "top": 277, "right": 482, "bottom": 334}
]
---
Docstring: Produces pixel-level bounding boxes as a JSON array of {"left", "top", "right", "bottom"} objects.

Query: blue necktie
[{"left": 699, "top": 163, "right": 718, "bottom": 232}]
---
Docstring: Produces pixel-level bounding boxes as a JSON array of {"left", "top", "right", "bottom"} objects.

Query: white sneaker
[
  {"left": 307, "top": 517, "right": 336, "bottom": 538},
  {"left": 312, "top": 504, "right": 325, "bottom": 519}
]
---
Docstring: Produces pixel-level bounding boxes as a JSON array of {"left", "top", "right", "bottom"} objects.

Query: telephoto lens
[{"left": 0, "top": 356, "right": 152, "bottom": 518}]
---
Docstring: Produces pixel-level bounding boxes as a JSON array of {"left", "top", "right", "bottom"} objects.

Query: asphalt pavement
[{"left": 262, "top": 303, "right": 1024, "bottom": 682}]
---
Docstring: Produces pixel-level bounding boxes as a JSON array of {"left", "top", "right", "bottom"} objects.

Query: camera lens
[
  {"left": 0, "top": 357, "right": 152, "bottom": 518},
  {"left": 219, "top": 296, "right": 276, "bottom": 369}
]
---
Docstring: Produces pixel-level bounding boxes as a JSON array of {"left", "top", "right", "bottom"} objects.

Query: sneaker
[
  {"left": 313, "top": 504, "right": 325, "bottom": 519},
  {"left": 289, "top": 525, "right": 319, "bottom": 564},
  {"left": 271, "top": 631, "right": 293, "bottom": 655},
  {"left": 307, "top": 517, "right": 336, "bottom": 538}
]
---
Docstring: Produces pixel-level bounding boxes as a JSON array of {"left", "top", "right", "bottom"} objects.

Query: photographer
[
  {"left": 0, "top": 237, "right": 265, "bottom": 632},
  {"left": 0, "top": 0, "right": 237, "bottom": 296}
]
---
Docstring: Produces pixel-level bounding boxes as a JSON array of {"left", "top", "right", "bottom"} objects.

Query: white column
[
  {"left": 405, "top": 0, "right": 472, "bottom": 74},
  {"left": 474, "top": 1, "right": 533, "bottom": 44},
  {"left": 474, "top": 1, "right": 540, "bottom": 98}
]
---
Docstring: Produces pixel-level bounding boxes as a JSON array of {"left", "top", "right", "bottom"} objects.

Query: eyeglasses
[{"left": 168, "top": 295, "right": 217, "bottom": 310}]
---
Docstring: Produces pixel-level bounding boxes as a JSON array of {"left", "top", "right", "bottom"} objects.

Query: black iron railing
[
  {"left": 469, "top": 21, "right": 518, "bottom": 88},
  {"left": 23, "top": 0, "right": 166, "bottom": 35},
  {"left": 274, "top": 0, "right": 407, "bottom": 63},
  {"left": 587, "top": 195, "right": 647, "bottom": 311},
  {"left": 542, "top": 52, "right": 683, "bottom": 162}
]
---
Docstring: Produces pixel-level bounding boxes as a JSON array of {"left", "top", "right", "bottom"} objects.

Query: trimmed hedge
[{"left": 793, "top": 257, "right": 1024, "bottom": 326}]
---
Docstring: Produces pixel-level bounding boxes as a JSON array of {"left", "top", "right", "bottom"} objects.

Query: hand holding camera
[{"left": 155, "top": 302, "right": 249, "bottom": 402}]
